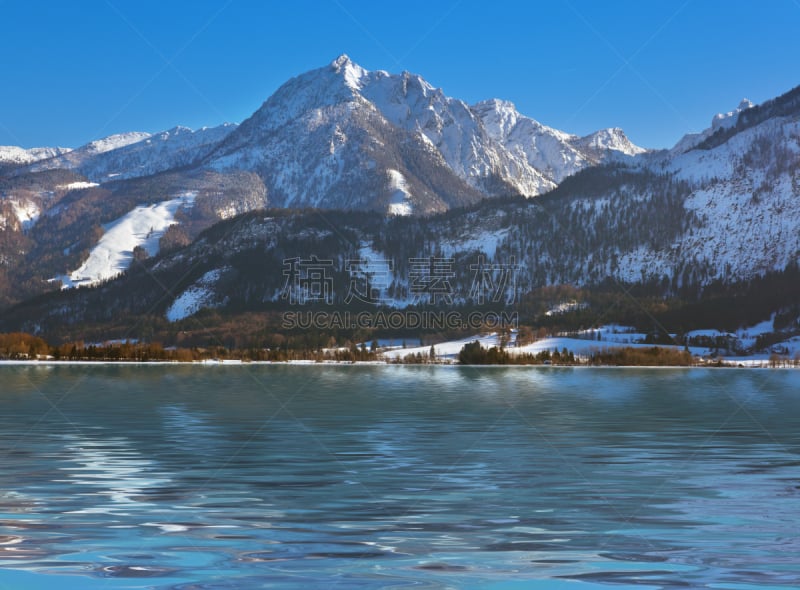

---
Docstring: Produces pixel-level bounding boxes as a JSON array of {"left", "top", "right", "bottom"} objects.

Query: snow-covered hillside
[
  {"left": 386, "top": 169, "right": 413, "bottom": 216},
  {"left": 670, "top": 99, "right": 755, "bottom": 154},
  {"left": 0, "top": 145, "right": 71, "bottom": 166},
  {"left": 165, "top": 268, "right": 225, "bottom": 322},
  {"left": 0, "top": 198, "right": 40, "bottom": 231},
  {"left": 26, "top": 126, "right": 236, "bottom": 182},
  {"left": 55, "top": 192, "right": 197, "bottom": 289},
  {"left": 610, "top": 96, "right": 800, "bottom": 285}
]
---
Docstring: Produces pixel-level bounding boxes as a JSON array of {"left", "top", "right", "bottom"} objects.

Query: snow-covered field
[
  {"left": 381, "top": 333, "right": 502, "bottom": 360},
  {"left": 380, "top": 321, "right": 800, "bottom": 365},
  {"left": 55, "top": 192, "right": 196, "bottom": 289}
]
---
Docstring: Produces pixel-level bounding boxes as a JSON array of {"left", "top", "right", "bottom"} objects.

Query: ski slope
[{"left": 56, "top": 192, "right": 196, "bottom": 289}]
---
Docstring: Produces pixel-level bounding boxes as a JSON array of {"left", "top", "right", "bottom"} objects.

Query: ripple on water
[{"left": 0, "top": 366, "right": 798, "bottom": 588}]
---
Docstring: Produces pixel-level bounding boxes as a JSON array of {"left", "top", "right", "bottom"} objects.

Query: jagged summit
[
  {"left": 83, "top": 132, "right": 152, "bottom": 154},
  {"left": 330, "top": 53, "right": 368, "bottom": 89},
  {"left": 331, "top": 53, "right": 351, "bottom": 66},
  {"left": 3, "top": 56, "right": 649, "bottom": 213},
  {"left": 671, "top": 96, "right": 760, "bottom": 153},
  {"left": 712, "top": 98, "right": 755, "bottom": 130},
  {"left": 575, "top": 127, "right": 646, "bottom": 156},
  {"left": 206, "top": 56, "right": 647, "bottom": 210}
]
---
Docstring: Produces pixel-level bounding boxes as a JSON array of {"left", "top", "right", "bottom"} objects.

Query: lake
[{"left": 0, "top": 365, "right": 799, "bottom": 589}]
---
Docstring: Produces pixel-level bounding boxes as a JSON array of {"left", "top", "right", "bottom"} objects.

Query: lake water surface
[{"left": 0, "top": 365, "right": 799, "bottom": 589}]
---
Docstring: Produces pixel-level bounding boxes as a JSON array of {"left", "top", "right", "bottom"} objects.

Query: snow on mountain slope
[
  {"left": 57, "top": 181, "right": 99, "bottom": 191},
  {"left": 670, "top": 98, "right": 756, "bottom": 154},
  {"left": 362, "top": 58, "right": 645, "bottom": 192},
  {"left": 612, "top": 103, "right": 800, "bottom": 285},
  {"left": 359, "top": 72, "right": 529, "bottom": 192},
  {"left": 710, "top": 98, "right": 755, "bottom": 133},
  {"left": 5, "top": 57, "right": 645, "bottom": 216},
  {"left": 664, "top": 109, "right": 798, "bottom": 183},
  {"left": 55, "top": 191, "right": 197, "bottom": 289},
  {"left": 208, "top": 56, "right": 480, "bottom": 212},
  {"left": 361, "top": 72, "right": 645, "bottom": 195},
  {"left": 25, "top": 132, "right": 150, "bottom": 175},
  {"left": 0, "top": 145, "right": 71, "bottom": 166},
  {"left": 79, "top": 125, "right": 235, "bottom": 182},
  {"left": 27, "top": 126, "right": 236, "bottom": 183},
  {"left": 572, "top": 127, "right": 647, "bottom": 157},
  {"left": 615, "top": 171, "right": 800, "bottom": 285},
  {"left": 10, "top": 199, "right": 40, "bottom": 230},
  {"left": 166, "top": 268, "right": 224, "bottom": 322},
  {"left": 207, "top": 55, "right": 645, "bottom": 210},
  {"left": 387, "top": 169, "right": 413, "bottom": 215},
  {"left": 82, "top": 132, "right": 153, "bottom": 154},
  {"left": 0, "top": 198, "right": 40, "bottom": 231}
]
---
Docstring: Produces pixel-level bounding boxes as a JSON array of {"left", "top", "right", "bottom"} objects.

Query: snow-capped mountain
[
  {"left": 3, "top": 56, "right": 643, "bottom": 216},
  {"left": 0, "top": 145, "right": 71, "bottom": 166},
  {"left": 0, "top": 146, "right": 72, "bottom": 176},
  {"left": 618, "top": 88, "right": 800, "bottom": 285},
  {"left": 670, "top": 98, "right": 756, "bottom": 154},
  {"left": 26, "top": 125, "right": 236, "bottom": 182},
  {"left": 30, "top": 131, "right": 152, "bottom": 169},
  {"left": 206, "top": 55, "right": 485, "bottom": 213},
  {"left": 571, "top": 127, "right": 646, "bottom": 159},
  {"left": 2, "top": 56, "right": 798, "bottom": 331},
  {"left": 10, "top": 80, "right": 795, "bottom": 335},
  {"left": 206, "top": 55, "right": 645, "bottom": 213},
  {"left": 473, "top": 99, "right": 644, "bottom": 189}
]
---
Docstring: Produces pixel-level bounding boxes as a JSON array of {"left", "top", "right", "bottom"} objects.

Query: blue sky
[{"left": 1, "top": 0, "right": 799, "bottom": 149}]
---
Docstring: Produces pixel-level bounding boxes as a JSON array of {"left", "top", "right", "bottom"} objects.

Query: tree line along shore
[{"left": 1, "top": 332, "right": 796, "bottom": 367}]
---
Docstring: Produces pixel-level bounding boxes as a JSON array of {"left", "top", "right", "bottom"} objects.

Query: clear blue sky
[{"left": 1, "top": 0, "right": 799, "bottom": 149}]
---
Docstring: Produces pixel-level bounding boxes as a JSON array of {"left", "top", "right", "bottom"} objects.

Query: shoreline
[{"left": 0, "top": 359, "right": 793, "bottom": 369}]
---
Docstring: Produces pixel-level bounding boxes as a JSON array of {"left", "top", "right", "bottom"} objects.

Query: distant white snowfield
[
  {"left": 55, "top": 191, "right": 196, "bottom": 289},
  {"left": 57, "top": 181, "right": 99, "bottom": 191}
]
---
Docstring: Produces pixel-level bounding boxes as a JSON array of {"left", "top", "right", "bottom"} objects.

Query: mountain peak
[
  {"left": 472, "top": 99, "right": 522, "bottom": 138},
  {"left": 330, "top": 54, "right": 368, "bottom": 89},
  {"left": 474, "top": 98, "right": 518, "bottom": 113},
  {"left": 577, "top": 127, "right": 646, "bottom": 156},
  {"left": 738, "top": 98, "right": 754, "bottom": 111},
  {"left": 84, "top": 132, "right": 151, "bottom": 154},
  {"left": 672, "top": 97, "right": 756, "bottom": 153},
  {"left": 210, "top": 57, "right": 653, "bottom": 206},
  {"left": 711, "top": 98, "right": 755, "bottom": 131},
  {"left": 331, "top": 53, "right": 351, "bottom": 67}
]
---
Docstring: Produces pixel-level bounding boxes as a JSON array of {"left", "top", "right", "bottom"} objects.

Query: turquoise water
[{"left": 0, "top": 365, "right": 799, "bottom": 589}]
